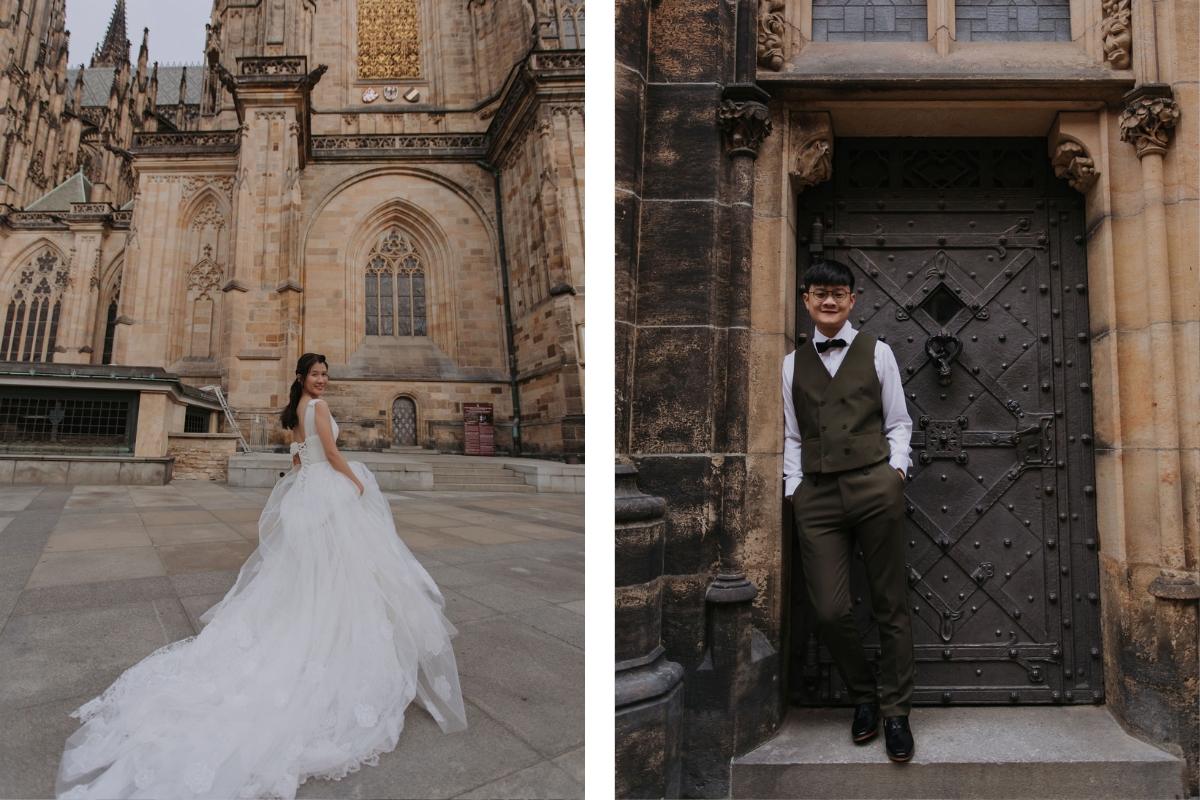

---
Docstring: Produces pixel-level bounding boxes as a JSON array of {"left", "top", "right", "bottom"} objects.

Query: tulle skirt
[{"left": 56, "top": 460, "right": 467, "bottom": 800}]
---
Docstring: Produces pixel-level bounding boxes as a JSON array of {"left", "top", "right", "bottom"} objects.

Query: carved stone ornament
[
  {"left": 757, "top": 0, "right": 786, "bottom": 72},
  {"left": 1100, "top": 0, "right": 1132, "bottom": 70},
  {"left": 1051, "top": 141, "right": 1099, "bottom": 193},
  {"left": 718, "top": 100, "right": 773, "bottom": 157},
  {"left": 362, "top": 87, "right": 380, "bottom": 103},
  {"left": 1119, "top": 96, "right": 1181, "bottom": 158},
  {"left": 794, "top": 138, "right": 833, "bottom": 188}
]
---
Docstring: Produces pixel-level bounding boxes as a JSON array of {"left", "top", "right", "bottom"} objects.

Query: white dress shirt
[{"left": 782, "top": 321, "right": 913, "bottom": 497}]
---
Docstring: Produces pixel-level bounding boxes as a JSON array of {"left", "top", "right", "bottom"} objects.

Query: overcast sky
[{"left": 67, "top": 0, "right": 212, "bottom": 69}]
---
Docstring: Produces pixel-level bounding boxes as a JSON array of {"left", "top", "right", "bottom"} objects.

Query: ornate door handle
[{"left": 924, "top": 331, "right": 963, "bottom": 386}]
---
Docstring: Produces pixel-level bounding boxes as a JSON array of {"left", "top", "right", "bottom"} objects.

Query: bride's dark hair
[{"left": 281, "top": 352, "right": 328, "bottom": 429}]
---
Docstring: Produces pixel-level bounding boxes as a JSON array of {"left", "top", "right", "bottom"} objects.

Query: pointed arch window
[
  {"left": 561, "top": 0, "right": 585, "bottom": 49},
  {"left": 101, "top": 276, "right": 121, "bottom": 365},
  {"left": 2, "top": 250, "right": 68, "bottom": 362},
  {"left": 365, "top": 231, "right": 426, "bottom": 337}
]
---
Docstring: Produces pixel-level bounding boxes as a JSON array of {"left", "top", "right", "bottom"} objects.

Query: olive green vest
[{"left": 792, "top": 333, "right": 892, "bottom": 474}]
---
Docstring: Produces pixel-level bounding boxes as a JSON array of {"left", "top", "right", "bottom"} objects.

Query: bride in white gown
[{"left": 56, "top": 353, "right": 467, "bottom": 800}]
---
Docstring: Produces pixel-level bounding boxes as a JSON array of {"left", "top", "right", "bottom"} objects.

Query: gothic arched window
[
  {"left": 365, "top": 231, "right": 426, "bottom": 337},
  {"left": 101, "top": 277, "right": 121, "bottom": 365},
  {"left": 2, "top": 249, "right": 68, "bottom": 362},
  {"left": 561, "top": 0, "right": 585, "bottom": 49}
]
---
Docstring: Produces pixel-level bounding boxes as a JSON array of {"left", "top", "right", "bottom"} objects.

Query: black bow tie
[{"left": 815, "top": 338, "right": 848, "bottom": 354}]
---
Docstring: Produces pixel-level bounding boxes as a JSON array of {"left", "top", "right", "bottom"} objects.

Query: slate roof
[
  {"left": 66, "top": 65, "right": 204, "bottom": 109},
  {"left": 25, "top": 171, "right": 93, "bottom": 211}
]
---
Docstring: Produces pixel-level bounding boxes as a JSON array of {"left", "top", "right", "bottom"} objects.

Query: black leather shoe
[
  {"left": 850, "top": 702, "right": 880, "bottom": 743},
  {"left": 884, "top": 715, "right": 915, "bottom": 762}
]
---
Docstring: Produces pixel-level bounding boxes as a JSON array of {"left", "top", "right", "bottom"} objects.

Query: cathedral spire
[{"left": 90, "top": 0, "right": 130, "bottom": 68}]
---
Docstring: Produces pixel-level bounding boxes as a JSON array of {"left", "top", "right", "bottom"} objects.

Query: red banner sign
[{"left": 463, "top": 403, "right": 495, "bottom": 456}]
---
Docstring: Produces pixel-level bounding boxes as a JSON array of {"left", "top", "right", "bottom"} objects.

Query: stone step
[
  {"left": 431, "top": 474, "right": 528, "bottom": 485},
  {"left": 431, "top": 482, "right": 536, "bottom": 493},
  {"left": 431, "top": 468, "right": 524, "bottom": 477},
  {"left": 732, "top": 707, "right": 1185, "bottom": 800},
  {"left": 430, "top": 463, "right": 516, "bottom": 471}
]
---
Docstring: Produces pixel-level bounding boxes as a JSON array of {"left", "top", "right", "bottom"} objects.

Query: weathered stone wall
[
  {"left": 499, "top": 100, "right": 586, "bottom": 457},
  {"left": 167, "top": 434, "right": 239, "bottom": 481}
]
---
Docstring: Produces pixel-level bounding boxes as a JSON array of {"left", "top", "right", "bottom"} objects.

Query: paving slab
[
  {"left": 512, "top": 604, "right": 586, "bottom": 649},
  {"left": 0, "top": 598, "right": 193, "bottom": 710},
  {"left": 42, "top": 526, "right": 152, "bottom": 552},
  {"left": 0, "top": 695, "right": 90, "bottom": 800},
  {"left": 155, "top": 540, "right": 257, "bottom": 574},
  {"left": 144, "top": 522, "right": 244, "bottom": 546},
  {"left": 168, "top": 569, "right": 239, "bottom": 597},
  {"left": 25, "top": 546, "right": 166, "bottom": 589},
  {"left": 10, "top": 576, "right": 177, "bottom": 617},
  {"left": 455, "top": 582, "right": 551, "bottom": 615},
  {"left": 454, "top": 616, "right": 584, "bottom": 758},
  {"left": 732, "top": 706, "right": 1186, "bottom": 799},
  {"left": 552, "top": 747, "right": 585, "bottom": 785},
  {"left": 440, "top": 590, "right": 502, "bottom": 625},
  {"left": 179, "top": 592, "right": 224, "bottom": 633},
  {"left": 457, "top": 759, "right": 584, "bottom": 799},
  {"left": 293, "top": 702, "right": 540, "bottom": 799},
  {"left": 458, "top": 557, "right": 585, "bottom": 604}
]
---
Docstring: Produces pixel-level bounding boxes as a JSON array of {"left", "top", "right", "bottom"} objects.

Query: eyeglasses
[{"left": 807, "top": 288, "right": 852, "bottom": 302}]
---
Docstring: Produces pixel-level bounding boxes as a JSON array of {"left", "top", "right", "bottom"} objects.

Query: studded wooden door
[
  {"left": 391, "top": 397, "right": 417, "bottom": 447},
  {"left": 788, "top": 139, "right": 1103, "bottom": 706}
]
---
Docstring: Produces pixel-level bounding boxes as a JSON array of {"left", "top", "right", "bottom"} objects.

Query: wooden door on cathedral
[
  {"left": 788, "top": 138, "right": 1103, "bottom": 705},
  {"left": 392, "top": 397, "right": 417, "bottom": 447}
]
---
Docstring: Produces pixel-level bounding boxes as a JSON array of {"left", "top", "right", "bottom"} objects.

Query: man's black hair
[{"left": 802, "top": 259, "right": 855, "bottom": 293}]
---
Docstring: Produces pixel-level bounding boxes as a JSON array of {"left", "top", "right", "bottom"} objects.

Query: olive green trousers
[{"left": 792, "top": 459, "right": 915, "bottom": 717}]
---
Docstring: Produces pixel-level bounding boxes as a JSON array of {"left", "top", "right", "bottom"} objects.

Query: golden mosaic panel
[{"left": 358, "top": 0, "right": 420, "bottom": 80}]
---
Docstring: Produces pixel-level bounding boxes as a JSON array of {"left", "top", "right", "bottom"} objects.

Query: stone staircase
[
  {"left": 430, "top": 462, "right": 536, "bottom": 493},
  {"left": 732, "top": 706, "right": 1187, "bottom": 799}
]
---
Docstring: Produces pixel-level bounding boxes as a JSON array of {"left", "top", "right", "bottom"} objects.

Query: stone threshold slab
[{"left": 732, "top": 706, "right": 1185, "bottom": 799}]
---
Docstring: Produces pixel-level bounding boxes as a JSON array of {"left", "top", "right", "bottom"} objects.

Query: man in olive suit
[{"left": 783, "top": 258, "right": 916, "bottom": 761}]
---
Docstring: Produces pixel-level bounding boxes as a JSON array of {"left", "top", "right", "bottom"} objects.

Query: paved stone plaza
[{"left": 0, "top": 481, "right": 584, "bottom": 799}]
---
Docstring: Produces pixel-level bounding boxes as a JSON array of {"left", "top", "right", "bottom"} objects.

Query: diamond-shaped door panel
[{"left": 904, "top": 359, "right": 984, "bottom": 420}]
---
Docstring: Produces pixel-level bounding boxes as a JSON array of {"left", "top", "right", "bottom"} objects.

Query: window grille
[
  {"left": 956, "top": 0, "right": 1071, "bottom": 41},
  {"left": 184, "top": 406, "right": 208, "bottom": 433},
  {"left": 364, "top": 231, "right": 427, "bottom": 337},
  {"left": 1, "top": 250, "right": 68, "bottom": 362},
  {"left": 0, "top": 391, "right": 136, "bottom": 451}
]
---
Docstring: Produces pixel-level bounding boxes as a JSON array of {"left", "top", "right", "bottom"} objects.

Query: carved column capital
[
  {"left": 718, "top": 99, "right": 773, "bottom": 158},
  {"left": 1119, "top": 96, "right": 1180, "bottom": 158},
  {"left": 789, "top": 111, "right": 834, "bottom": 190},
  {"left": 1051, "top": 141, "right": 1099, "bottom": 193},
  {"left": 1100, "top": 0, "right": 1132, "bottom": 70},
  {"left": 757, "top": 0, "right": 787, "bottom": 71}
]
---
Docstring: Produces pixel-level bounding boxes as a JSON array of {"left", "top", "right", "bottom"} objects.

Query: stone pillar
[
  {"left": 221, "top": 58, "right": 323, "bottom": 423},
  {"left": 1117, "top": 91, "right": 1198, "bottom": 599},
  {"left": 615, "top": 464, "right": 684, "bottom": 798},
  {"left": 54, "top": 226, "right": 104, "bottom": 364},
  {"left": 134, "top": 390, "right": 169, "bottom": 457}
]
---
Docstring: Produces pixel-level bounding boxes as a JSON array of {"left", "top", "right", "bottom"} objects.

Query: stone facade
[
  {"left": 617, "top": 0, "right": 1196, "bottom": 795},
  {"left": 0, "top": 0, "right": 584, "bottom": 460},
  {"left": 167, "top": 433, "right": 240, "bottom": 480}
]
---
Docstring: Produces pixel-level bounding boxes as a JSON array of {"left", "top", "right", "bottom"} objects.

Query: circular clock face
[{"left": 362, "top": 87, "right": 379, "bottom": 103}]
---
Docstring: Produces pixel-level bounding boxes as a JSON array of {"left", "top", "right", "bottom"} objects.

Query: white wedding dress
[{"left": 57, "top": 398, "right": 467, "bottom": 799}]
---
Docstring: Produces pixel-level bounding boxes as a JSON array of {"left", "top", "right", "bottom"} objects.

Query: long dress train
[{"left": 56, "top": 398, "right": 467, "bottom": 799}]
